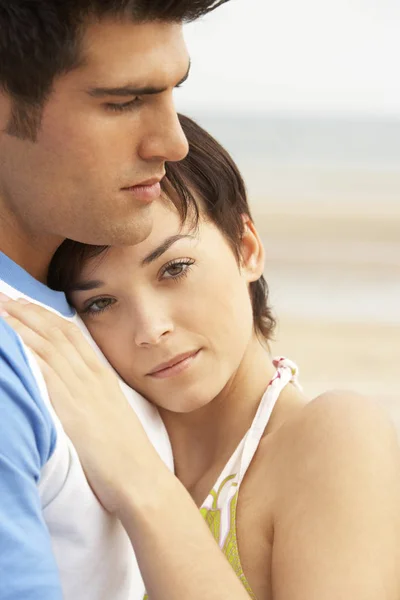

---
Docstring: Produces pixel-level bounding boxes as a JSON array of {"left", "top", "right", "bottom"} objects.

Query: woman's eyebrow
[
  {"left": 142, "top": 234, "right": 194, "bottom": 266},
  {"left": 69, "top": 279, "right": 105, "bottom": 292}
]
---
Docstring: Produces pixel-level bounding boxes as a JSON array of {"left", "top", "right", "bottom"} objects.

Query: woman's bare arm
[
  {"left": 270, "top": 392, "right": 400, "bottom": 600},
  {"left": 116, "top": 457, "right": 248, "bottom": 600}
]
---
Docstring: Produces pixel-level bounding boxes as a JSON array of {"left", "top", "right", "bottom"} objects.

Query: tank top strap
[{"left": 237, "top": 357, "right": 300, "bottom": 483}]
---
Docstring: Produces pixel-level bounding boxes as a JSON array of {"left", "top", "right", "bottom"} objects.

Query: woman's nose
[{"left": 134, "top": 314, "right": 173, "bottom": 348}]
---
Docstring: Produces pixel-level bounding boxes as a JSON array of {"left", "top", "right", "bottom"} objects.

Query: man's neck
[{"left": 0, "top": 214, "right": 61, "bottom": 283}]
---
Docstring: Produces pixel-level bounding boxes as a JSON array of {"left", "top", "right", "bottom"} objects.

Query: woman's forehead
[{"left": 81, "top": 206, "right": 195, "bottom": 276}]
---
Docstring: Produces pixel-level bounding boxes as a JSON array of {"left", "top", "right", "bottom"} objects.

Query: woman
[{"left": 2, "top": 115, "right": 400, "bottom": 599}]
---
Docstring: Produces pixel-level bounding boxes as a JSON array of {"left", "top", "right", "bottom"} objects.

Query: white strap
[{"left": 238, "top": 358, "right": 299, "bottom": 482}]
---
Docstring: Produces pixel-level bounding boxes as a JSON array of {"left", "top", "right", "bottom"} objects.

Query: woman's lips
[{"left": 147, "top": 350, "right": 200, "bottom": 380}]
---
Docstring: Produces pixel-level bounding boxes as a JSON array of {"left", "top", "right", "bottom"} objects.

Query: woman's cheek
[{"left": 93, "top": 329, "right": 128, "bottom": 373}]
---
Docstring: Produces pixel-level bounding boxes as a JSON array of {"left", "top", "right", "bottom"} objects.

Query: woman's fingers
[
  {"left": 0, "top": 296, "right": 106, "bottom": 377},
  {"left": 1, "top": 312, "right": 117, "bottom": 438},
  {"left": 2, "top": 313, "right": 83, "bottom": 399},
  {"left": 0, "top": 299, "right": 108, "bottom": 414},
  {"left": 2, "top": 310, "right": 82, "bottom": 385},
  {"left": 1, "top": 314, "right": 82, "bottom": 422},
  {"left": 0, "top": 297, "right": 123, "bottom": 410}
]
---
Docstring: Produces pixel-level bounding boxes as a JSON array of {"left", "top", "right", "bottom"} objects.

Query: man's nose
[{"left": 138, "top": 102, "right": 189, "bottom": 163}]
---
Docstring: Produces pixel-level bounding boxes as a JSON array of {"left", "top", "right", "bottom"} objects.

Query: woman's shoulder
[
  {"left": 279, "top": 390, "right": 397, "bottom": 452},
  {"left": 245, "top": 394, "right": 400, "bottom": 599},
  {"left": 239, "top": 390, "right": 400, "bottom": 582},
  {"left": 261, "top": 390, "right": 400, "bottom": 506}
]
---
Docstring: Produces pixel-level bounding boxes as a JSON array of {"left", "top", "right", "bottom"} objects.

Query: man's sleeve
[{"left": 0, "top": 319, "right": 63, "bottom": 599}]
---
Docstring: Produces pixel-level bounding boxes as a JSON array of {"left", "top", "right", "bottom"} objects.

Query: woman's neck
[{"left": 159, "top": 336, "right": 276, "bottom": 503}]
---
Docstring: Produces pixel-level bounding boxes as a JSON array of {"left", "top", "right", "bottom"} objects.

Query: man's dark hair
[
  {"left": 0, "top": 0, "right": 230, "bottom": 140},
  {"left": 48, "top": 114, "right": 276, "bottom": 342}
]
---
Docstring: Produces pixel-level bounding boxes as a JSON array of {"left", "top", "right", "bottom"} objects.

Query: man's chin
[
  {"left": 75, "top": 210, "right": 154, "bottom": 248},
  {"left": 122, "top": 212, "right": 154, "bottom": 246}
]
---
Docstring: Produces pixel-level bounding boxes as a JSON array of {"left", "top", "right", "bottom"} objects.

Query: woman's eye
[
  {"left": 83, "top": 298, "right": 115, "bottom": 315},
  {"left": 161, "top": 259, "right": 195, "bottom": 281},
  {"left": 166, "top": 264, "right": 186, "bottom": 277}
]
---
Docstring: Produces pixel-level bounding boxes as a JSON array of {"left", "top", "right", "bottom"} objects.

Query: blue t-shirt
[{"left": 0, "top": 251, "right": 72, "bottom": 599}]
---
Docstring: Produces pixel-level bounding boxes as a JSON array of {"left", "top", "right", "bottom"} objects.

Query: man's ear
[{"left": 240, "top": 214, "right": 265, "bottom": 283}]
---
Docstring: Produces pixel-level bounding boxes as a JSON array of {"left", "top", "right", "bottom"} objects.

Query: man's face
[{"left": 0, "top": 19, "right": 189, "bottom": 248}]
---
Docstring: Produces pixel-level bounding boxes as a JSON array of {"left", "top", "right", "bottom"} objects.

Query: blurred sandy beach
[{"left": 252, "top": 197, "right": 400, "bottom": 428}]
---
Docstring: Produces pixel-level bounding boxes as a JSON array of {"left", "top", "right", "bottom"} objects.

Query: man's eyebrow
[
  {"left": 69, "top": 279, "right": 105, "bottom": 293},
  {"left": 87, "top": 60, "right": 191, "bottom": 98},
  {"left": 142, "top": 234, "right": 194, "bottom": 266}
]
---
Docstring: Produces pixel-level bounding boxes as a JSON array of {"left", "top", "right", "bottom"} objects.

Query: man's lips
[
  {"left": 147, "top": 350, "right": 200, "bottom": 379},
  {"left": 122, "top": 176, "right": 164, "bottom": 203}
]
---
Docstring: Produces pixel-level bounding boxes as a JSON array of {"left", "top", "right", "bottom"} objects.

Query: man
[{"left": 0, "top": 2, "right": 246, "bottom": 599}]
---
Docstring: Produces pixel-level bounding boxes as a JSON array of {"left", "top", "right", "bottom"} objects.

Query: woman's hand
[{"left": 0, "top": 295, "right": 160, "bottom": 514}]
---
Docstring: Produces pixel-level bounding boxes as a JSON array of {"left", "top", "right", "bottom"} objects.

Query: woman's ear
[{"left": 240, "top": 214, "right": 265, "bottom": 283}]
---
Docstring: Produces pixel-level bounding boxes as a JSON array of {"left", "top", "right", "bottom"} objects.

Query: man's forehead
[{"left": 80, "top": 19, "right": 187, "bottom": 71}]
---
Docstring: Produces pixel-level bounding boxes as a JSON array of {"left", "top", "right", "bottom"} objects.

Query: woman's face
[{"left": 70, "top": 199, "right": 264, "bottom": 413}]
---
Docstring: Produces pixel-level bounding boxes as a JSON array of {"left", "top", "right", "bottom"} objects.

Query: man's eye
[{"left": 105, "top": 98, "right": 142, "bottom": 112}]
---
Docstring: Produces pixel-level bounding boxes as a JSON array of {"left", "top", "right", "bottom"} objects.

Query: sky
[{"left": 176, "top": 0, "right": 400, "bottom": 116}]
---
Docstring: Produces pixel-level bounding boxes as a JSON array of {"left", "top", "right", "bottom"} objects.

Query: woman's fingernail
[
  {"left": 17, "top": 298, "right": 30, "bottom": 305},
  {"left": 0, "top": 293, "right": 11, "bottom": 303}
]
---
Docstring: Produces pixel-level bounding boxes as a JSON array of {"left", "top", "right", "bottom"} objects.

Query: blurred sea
[
  {"left": 192, "top": 112, "right": 400, "bottom": 202},
  {"left": 188, "top": 112, "right": 400, "bottom": 410}
]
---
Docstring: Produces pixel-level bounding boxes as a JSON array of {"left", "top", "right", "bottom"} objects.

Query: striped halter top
[{"left": 199, "top": 357, "right": 299, "bottom": 597}]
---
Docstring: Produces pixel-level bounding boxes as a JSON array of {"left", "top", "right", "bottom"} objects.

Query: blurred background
[{"left": 177, "top": 0, "right": 400, "bottom": 425}]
